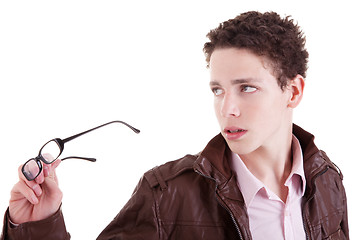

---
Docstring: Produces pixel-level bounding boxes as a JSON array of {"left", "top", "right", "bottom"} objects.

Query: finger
[
  {"left": 43, "top": 164, "right": 50, "bottom": 177},
  {"left": 34, "top": 156, "right": 60, "bottom": 183},
  {"left": 18, "top": 165, "right": 43, "bottom": 197},
  {"left": 11, "top": 181, "right": 39, "bottom": 205},
  {"left": 43, "top": 158, "right": 60, "bottom": 178},
  {"left": 48, "top": 159, "right": 61, "bottom": 174},
  {"left": 47, "top": 159, "right": 61, "bottom": 184},
  {"left": 35, "top": 168, "right": 45, "bottom": 184},
  {"left": 52, "top": 158, "right": 61, "bottom": 168},
  {"left": 40, "top": 153, "right": 54, "bottom": 178}
]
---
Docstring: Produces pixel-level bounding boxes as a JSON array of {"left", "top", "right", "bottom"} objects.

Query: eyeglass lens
[
  {"left": 40, "top": 140, "right": 61, "bottom": 164},
  {"left": 22, "top": 159, "right": 42, "bottom": 181}
]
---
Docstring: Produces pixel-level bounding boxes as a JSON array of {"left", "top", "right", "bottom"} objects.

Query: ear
[{"left": 287, "top": 74, "right": 305, "bottom": 108}]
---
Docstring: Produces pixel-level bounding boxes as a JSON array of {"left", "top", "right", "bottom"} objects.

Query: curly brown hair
[{"left": 203, "top": 11, "right": 309, "bottom": 89}]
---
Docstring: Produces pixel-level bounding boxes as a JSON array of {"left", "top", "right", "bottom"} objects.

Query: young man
[{"left": 1, "top": 11, "right": 348, "bottom": 239}]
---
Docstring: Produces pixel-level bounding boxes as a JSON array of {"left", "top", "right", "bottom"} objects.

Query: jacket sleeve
[
  {"left": 0, "top": 207, "right": 70, "bottom": 240},
  {"left": 340, "top": 179, "right": 349, "bottom": 239},
  {"left": 97, "top": 175, "right": 159, "bottom": 240}
]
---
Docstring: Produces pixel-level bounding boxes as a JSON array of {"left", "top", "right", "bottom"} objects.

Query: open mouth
[
  {"left": 227, "top": 129, "right": 245, "bottom": 133},
  {"left": 224, "top": 127, "right": 247, "bottom": 140}
]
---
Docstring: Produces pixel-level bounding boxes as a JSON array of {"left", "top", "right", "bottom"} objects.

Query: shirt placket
[{"left": 283, "top": 175, "right": 305, "bottom": 240}]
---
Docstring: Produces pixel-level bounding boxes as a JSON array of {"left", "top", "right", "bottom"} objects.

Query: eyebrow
[{"left": 210, "top": 78, "right": 261, "bottom": 86}]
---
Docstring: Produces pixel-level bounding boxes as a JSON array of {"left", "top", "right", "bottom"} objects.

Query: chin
[{"left": 225, "top": 140, "right": 257, "bottom": 156}]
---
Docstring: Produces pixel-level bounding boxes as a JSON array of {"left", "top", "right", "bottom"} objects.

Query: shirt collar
[
  {"left": 230, "top": 135, "right": 306, "bottom": 207},
  {"left": 288, "top": 135, "right": 306, "bottom": 195}
]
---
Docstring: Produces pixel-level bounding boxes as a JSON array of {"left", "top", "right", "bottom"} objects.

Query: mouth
[
  {"left": 226, "top": 129, "right": 245, "bottom": 133},
  {"left": 224, "top": 127, "right": 247, "bottom": 140}
]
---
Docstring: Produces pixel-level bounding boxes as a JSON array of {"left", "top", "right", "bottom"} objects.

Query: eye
[
  {"left": 242, "top": 86, "right": 257, "bottom": 93},
  {"left": 212, "top": 88, "right": 224, "bottom": 96}
]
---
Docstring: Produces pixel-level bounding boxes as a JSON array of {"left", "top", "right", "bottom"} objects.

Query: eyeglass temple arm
[
  {"left": 61, "top": 156, "right": 97, "bottom": 162},
  {"left": 61, "top": 121, "right": 140, "bottom": 144}
]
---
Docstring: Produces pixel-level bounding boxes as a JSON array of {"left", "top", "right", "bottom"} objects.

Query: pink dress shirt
[{"left": 230, "top": 136, "right": 306, "bottom": 240}]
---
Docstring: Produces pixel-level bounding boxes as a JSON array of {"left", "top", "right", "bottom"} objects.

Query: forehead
[{"left": 209, "top": 48, "right": 276, "bottom": 84}]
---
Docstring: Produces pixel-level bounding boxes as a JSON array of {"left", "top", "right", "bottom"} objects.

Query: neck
[{"left": 239, "top": 123, "right": 293, "bottom": 201}]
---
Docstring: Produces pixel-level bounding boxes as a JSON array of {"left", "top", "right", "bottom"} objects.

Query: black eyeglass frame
[{"left": 22, "top": 121, "right": 140, "bottom": 181}]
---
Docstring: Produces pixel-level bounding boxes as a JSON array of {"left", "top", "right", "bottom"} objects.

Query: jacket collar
[
  {"left": 193, "top": 133, "right": 245, "bottom": 202},
  {"left": 193, "top": 133, "right": 232, "bottom": 187},
  {"left": 292, "top": 124, "right": 319, "bottom": 161}
]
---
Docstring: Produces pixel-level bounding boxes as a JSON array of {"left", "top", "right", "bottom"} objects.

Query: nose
[{"left": 221, "top": 93, "right": 241, "bottom": 118}]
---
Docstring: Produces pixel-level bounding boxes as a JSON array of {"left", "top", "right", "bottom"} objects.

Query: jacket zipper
[
  {"left": 216, "top": 192, "right": 244, "bottom": 240},
  {"left": 195, "top": 169, "right": 243, "bottom": 240},
  {"left": 302, "top": 165, "right": 329, "bottom": 240}
]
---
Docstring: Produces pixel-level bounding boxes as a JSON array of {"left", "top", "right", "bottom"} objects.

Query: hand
[{"left": 9, "top": 159, "right": 63, "bottom": 224}]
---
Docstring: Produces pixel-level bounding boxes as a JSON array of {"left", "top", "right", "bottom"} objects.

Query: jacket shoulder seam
[
  {"left": 144, "top": 154, "right": 198, "bottom": 189},
  {"left": 319, "top": 150, "right": 343, "bottom": 179}
]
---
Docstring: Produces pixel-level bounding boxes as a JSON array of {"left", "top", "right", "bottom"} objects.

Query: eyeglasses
[{"left": 22, "top": 120, "right": 140, "bottom": 181}]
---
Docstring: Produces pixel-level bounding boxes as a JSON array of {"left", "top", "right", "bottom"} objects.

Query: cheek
[
  {"left": 241, "top": 100, "right": 265, "bottom": 121},
  {"left": 252, "top": 97, "right": 288, "bottom": 127},
  {"left": 243, "top": 98, "right": 279, "bottom": 126},
  {"left": 213, "top": 98, "right": 222, "bottom": 118}
]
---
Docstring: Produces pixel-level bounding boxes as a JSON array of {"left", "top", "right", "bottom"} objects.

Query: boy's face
[{"left": 209, "top": 48, "right": 295, "bottom": 156}]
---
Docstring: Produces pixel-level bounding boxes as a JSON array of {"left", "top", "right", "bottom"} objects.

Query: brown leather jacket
[{"left": 1, "top": 125, "right": 349, "bottom": 239}]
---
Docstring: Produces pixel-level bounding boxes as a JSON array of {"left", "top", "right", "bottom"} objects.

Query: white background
[{"left": 0, "top": 0, "right": 359, "bottom": 239}]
